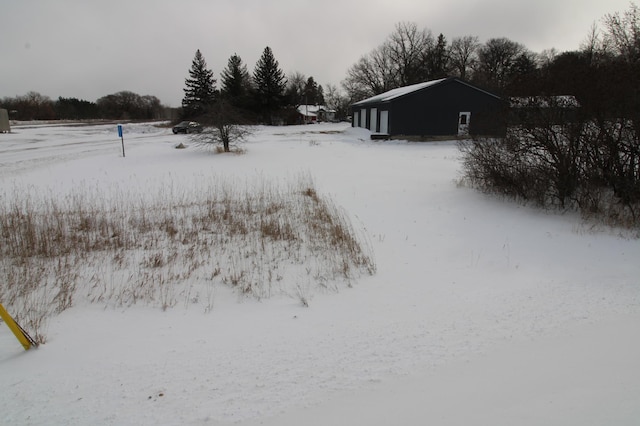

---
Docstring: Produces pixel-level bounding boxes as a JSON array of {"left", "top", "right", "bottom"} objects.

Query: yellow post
[{"left": 0, "top": 303, "right": 33, "bottom": 350}]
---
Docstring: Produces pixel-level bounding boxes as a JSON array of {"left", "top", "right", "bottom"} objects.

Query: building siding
[{"left": 352, "top": 78, "right": 504, "bottom": 137}]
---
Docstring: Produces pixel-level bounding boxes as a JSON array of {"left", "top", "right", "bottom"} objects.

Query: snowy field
[{"left": 1, "top": 121, "right": 639, "bottom": 425}]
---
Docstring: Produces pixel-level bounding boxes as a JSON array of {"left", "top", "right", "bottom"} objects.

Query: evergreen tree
[
  {"left": 427, "top": 34, "right": 450, "bottom": 79},
  {"left": 303, "top": 76, "right": 325, "bottom": 105},
  {"left": 182, "top": 49, "right": 217, "bottom": 118},
  {"left": 506, "top": 52, "right": 540, "bottom": 95},
  {"left": 220, "top": 53, "right": 251, "bottom": 103},
  {"left": 55, "top": 97, "right": 99, "bottom": 119},
  {"left": 317, "top": 85, "right": 325, "bottom": 105},
  {"left": 253, "top": 46, "right": 287, "bottom": 124}
]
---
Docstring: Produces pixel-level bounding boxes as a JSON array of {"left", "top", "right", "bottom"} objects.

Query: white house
[{"left": 296, "top": 105, "right": 336, "bottom": 124}]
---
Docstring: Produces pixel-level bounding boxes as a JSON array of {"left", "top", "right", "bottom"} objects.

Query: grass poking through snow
[{"left": 0, "top": 174, "right": 376, "bottom": 342}]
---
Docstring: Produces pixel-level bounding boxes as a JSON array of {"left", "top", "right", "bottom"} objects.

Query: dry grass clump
[{"left": 0, "top": 174, "right": 375, "bottom": 342}]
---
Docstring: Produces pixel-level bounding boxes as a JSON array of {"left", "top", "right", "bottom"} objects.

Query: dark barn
[{"left": 351, "top": 77, "right": 504, "bottom": 138}]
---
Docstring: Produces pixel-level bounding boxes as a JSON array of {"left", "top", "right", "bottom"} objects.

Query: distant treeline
[
  {"left": 343, "top": 7, "right": 640, "bottom": 115},
  {"left": 0, "top": 91, "right": 175, "bottom": 121}
]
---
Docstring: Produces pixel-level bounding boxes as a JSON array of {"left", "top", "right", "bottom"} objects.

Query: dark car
[{"left": 172, "top": 121, "right": 203, "bottom": 134}]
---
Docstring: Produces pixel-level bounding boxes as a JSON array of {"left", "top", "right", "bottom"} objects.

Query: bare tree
[
  {"left": 580, "top": 22, "right": 608, "bottom": 65},
  {"left": 476, "top": 37, "right": 527, "bottom": 92},
  {"left": 12, "top": 92, "right": 56, "bottom": 120},
  {"left": 324, "top": 83, "right": 350, "bottom": 120},
  {"left": 602, "top": 3, "right": 640, "bottom": 62},
  {"left": 342, "top": 22, "right": 434, "bottom": 101},
  {"left": 450, "top": 35, "right": 480, "bottom": 80},
  {"left": 537, "top": 48, "right": 559, "bottom": 68},
  {"left": 285, "top": 71, "right": 306, "bottom": 105},
  {"left": 342, "top": 44, "right": 396, "bottom": 100},
  {"left": 193, "top": 100, "right": 252, "bottom": 153},
  {"left": 97, "top": 91, "right": 162, "bottom": 120},
  {"left": 385, "top": 22, "right": 434, "bottom": 85}
]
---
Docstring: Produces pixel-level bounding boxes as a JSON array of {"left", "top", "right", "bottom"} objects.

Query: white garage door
[
  {"left": 370, "top": 108, "right": 377, "bottom": 132},
  {"left": 380, "top": 110, "right": 389, "bottom": 134}
]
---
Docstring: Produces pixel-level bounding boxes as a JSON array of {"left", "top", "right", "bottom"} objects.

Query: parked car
[{"left": 172, "top": 121, "right": 203, "bottom": 134}]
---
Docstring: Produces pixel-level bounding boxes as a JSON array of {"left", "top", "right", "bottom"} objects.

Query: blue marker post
[{"left": 117, "top": 124, "right": 125, "bottom": 157}]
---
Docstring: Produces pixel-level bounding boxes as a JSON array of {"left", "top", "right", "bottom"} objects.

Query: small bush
[{"left": 459, "top": 99, "right": 639, "bottom": 230}]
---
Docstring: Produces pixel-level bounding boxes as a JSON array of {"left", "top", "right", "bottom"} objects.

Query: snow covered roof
[
  {"left": 297, "top": 105, "right": 335, "bottom": 117},
  {"left": 510, "top": 95, "right": 580, "bottom": 108},
  {"left": 352, "top": 79, "right": 447, "bottom": 107},
  {"left": 352, "top": 77, "right": 501, "bottom": 107}
]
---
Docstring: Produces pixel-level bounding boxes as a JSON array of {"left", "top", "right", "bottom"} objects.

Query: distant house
[
  {"left": 297, "top": 105, "right": 336, "bottom": 124},
  {"left": 351, "top": 77, "right": 504, "bottom": 138},
  {"left": 0, "top": 109, "right": 10, "bottom": 133}
]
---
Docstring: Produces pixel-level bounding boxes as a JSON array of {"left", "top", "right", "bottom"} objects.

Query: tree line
[
  {"left": 1, "top": 46, "right": 342, "bottom": 124},
  {"left": 341, "top": 4, "right": 638, "bottom": 106},
  {"left": 3, "top": 3, "right": 637, "bottom": 131},
  {"left": 342, "top": 22, "right": 538, "bottom": 100},
  {"left": 180, "top": 46, "right": 341, "bottom": 125},
  {"left": 0, "top": 91, "right": 169, "bottom": 121}
]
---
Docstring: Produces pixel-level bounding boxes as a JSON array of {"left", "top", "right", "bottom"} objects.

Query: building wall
[
  {"left": 352, "top": 80, "right": 504, "bottom": 137},
  {"left": 389, "top": 80, "right": 503, "bottom": 136},
  {"left": 0, "top": 109, "right": 10, "bottom": 133}
]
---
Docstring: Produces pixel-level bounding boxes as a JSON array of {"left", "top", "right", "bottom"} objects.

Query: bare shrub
[
  {"left": 192, "top": 100, "right": 252, "bottom": 153},
  {"left": 459, "top": 97, "right": 639, "bottom": 230}
]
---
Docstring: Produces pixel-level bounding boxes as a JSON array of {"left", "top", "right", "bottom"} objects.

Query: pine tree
[
  {"left": 427, "top": 34, "right": 450, "bottom": 79},
  {"left": 182, "top": 49, "right": 217, "bottom": 118},
  {"left": 303, "top": 76, "right": 322, "bottom": 105},
  {"left": 220, "top": 54, "right": 251, "bottom": 106},
  {"left": 253, "top": 46, "right": 287, "bottom": 124}
]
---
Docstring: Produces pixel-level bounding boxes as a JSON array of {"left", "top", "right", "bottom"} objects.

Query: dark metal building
[{"left": 351, "top": 77, "right": 504, "bottom": 138}]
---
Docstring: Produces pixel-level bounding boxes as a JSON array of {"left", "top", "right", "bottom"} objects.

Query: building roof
[
  {"left": 509, "top": 95, "right": 580, "bottom": 108},
  {"left": 352, "top": 77, "right": 501, "bottom": 107},
  {"left": 297, "top": 105, "right": 335, "bottom": 117}
]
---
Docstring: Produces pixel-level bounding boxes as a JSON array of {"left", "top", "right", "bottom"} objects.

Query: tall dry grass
[{"left": 0, "top": 174, "right": 376, "bottom": 343}]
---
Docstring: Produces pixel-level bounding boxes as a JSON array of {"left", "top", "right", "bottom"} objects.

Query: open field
[{"left": 1, "top": 121, "right": 639, "bottom": 425}]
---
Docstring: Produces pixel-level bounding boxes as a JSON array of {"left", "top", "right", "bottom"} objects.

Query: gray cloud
[{"left": 0, "top": 0, "right": 632, "bottom": 106}]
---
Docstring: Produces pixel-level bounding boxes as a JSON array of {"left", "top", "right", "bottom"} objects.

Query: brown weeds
[{"left": 0, "top": 174, "right": 376, "bottom": 341}]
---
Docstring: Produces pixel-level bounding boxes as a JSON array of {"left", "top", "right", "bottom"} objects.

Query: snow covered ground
[{"left": 1, "top": 121, "right": 639, "bottom": 425}]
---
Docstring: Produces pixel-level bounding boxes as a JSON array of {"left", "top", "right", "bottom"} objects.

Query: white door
[
  {"left": 458, "top": 112, "right": 471, "bottom": 136},
  {"left": 380, "top": 110, "right": 389, "bottom": 134},
  {"left": 370, "top": 108, "right": 377, "bottom": 132},
  {"left": 354, "top": 111, "right": 359, "bottom": 128},
  {"left": 360, "top": 109, "right": 366, "bottom": 128}
]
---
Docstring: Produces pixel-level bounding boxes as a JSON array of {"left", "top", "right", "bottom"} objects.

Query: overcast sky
[{"left": 0, "top": 0, "right": 633, "bottom": 107}]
